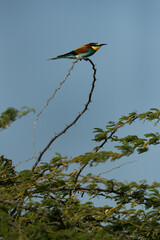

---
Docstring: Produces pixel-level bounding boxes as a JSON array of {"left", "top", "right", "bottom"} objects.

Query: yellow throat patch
[{"left": 91, "top": 46, "right": 101, "bottom": 51}]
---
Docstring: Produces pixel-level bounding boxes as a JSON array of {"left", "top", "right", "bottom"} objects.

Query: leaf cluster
[
  {"left": 0, "top": 107, "right": 34, "bottom": 130},
  {"left": 93, "top": 109, "right": 160, "bottom": 156}
]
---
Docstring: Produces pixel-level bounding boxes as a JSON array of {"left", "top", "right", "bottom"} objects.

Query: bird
[{"left": 48, "top": 43, "right": 107, "bottom": 60}]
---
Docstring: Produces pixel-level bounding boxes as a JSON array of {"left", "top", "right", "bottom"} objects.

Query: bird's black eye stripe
[{"left": 93, "top": 44, "right": 99, "bottom": 46}]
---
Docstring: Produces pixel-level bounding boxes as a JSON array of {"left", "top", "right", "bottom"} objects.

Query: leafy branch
[
  {"left": 74, "top": 109, "right": 160, "bottom": 185},
  {"left": 0, "top": 107, "right": 34, "bottom": 131}
]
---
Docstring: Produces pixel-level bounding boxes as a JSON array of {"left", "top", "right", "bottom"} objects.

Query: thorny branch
[
  {"left": 33, "top": 59, "right": 79, "bottom": 159},
  {"left": 32, "top": 58, "right": 97, "bottom": 171}
]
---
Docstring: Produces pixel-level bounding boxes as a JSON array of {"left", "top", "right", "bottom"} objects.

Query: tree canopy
[{"left": 0, "top": 107, "right": 160, "bottom": 240}]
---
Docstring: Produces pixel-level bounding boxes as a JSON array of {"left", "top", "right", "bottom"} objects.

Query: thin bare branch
[
  {"left": 13, "top": 156, "right": 35, "bottom": 168},
  {"left": 33, "top": 59, "right": 79, "bottom": 159},
  {"left": 95, "top": 160, "right": 136, "bottom": 177},
  {"left": 31, "top": 58, "right": 97, "bottom": 171}
]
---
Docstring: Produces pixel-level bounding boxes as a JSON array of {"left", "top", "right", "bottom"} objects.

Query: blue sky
[{"left": 1, "top": 0, "right": 160, "bottom": 187}]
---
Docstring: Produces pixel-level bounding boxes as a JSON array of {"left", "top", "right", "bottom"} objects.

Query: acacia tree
[{"left": 0, "top": 60, "right": 160, "bottom": 240}]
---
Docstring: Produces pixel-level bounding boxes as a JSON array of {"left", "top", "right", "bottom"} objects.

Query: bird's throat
[{"left": 91, "top": 46, "right": 101, "bottom": 51}]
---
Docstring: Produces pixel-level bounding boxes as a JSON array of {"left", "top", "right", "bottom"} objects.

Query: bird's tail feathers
[
  {"left": 48, "top": 51, "right": 76, "bottom": 60},
  {"left": 47, "top": 56, "right": 61, "bottom": 60}
]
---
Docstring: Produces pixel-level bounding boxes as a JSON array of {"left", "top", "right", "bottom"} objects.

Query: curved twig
[
  {"left": 33, "top": 59, "right": 79, "bottom": 159},
  {"left": 31, "top": 58, "right": 97, "bottom": 171}
]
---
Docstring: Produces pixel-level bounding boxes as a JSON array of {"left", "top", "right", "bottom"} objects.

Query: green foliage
[
  {"left": 0, "top": 106, "right": 34, "bottom": 130},
  {"left": 93, "top": 108, "right": 160, "bottom": 156},
  {"left": 1, "top": 108, "right": 160, "bottom": 239}
]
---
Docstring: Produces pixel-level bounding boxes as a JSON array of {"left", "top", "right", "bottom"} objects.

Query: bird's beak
[{"left": 100, "top": 43, "right": 107, "bottom": 46}]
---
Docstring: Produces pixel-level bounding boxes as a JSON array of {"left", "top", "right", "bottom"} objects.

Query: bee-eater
[{"left": 48, "top": 43, "right": 107, "bottom": 60}]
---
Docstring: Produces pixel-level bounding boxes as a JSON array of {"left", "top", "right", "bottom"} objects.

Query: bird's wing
[
  {"left": 74, "top": 45, "right": 90, "bottom": 54},
  {"left": 55, "top": 50, "right": 77, "bottom": 59}
]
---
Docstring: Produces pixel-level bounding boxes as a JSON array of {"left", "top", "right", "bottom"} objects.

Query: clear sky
[{"left": 1, "top": 0, "right": 160, "bottom": 189}]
